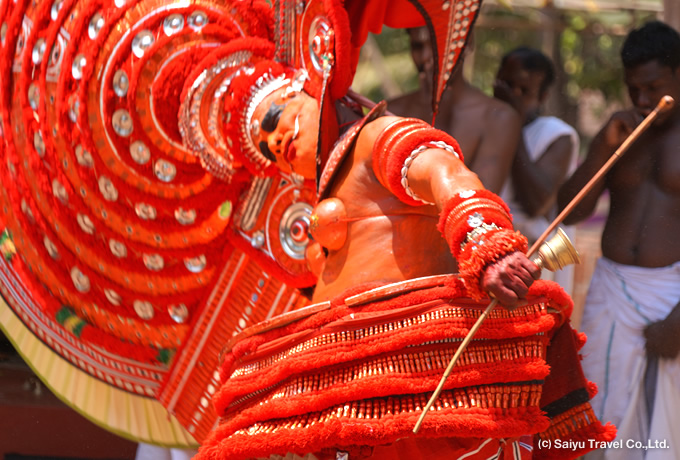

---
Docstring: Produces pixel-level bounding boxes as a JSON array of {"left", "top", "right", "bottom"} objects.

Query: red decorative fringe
[
  {"left": 534, "top": 409, "right": 617, "bottom": 460},
  {"left": 436, "top": 189, "right": 513, "bottom": 255},
  {"left": 214, "top": 283, "right": 565, "bottom": 415},
  {"left": 199, "top": 405, "right": 550, "bottom": 460},
  {"left": 199, "top": 280, "right": 607, "bottom": 460}
]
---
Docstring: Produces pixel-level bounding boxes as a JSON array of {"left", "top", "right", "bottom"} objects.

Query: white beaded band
[{"left": 400, "top": 141, "right": 461, "bottom": 205}]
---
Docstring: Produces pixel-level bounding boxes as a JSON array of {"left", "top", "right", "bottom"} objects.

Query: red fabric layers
[
  {"left": 197, "top": 280, "right": 614, "bottom": 459},
  {"left": 534, "top": 321, "right": 617, "bottom": 459}
]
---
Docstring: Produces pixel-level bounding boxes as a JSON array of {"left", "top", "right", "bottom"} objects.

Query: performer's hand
[
  {"left": 481, "top": 251, "right": 541, "bottom": 309},
  {"left": 644, "top": 304, "right": 680, "bottom": 359}
]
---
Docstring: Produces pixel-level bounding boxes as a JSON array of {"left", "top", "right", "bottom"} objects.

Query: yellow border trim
[{"left": 0, "top": 296, "right": 198, "bottom": 448}]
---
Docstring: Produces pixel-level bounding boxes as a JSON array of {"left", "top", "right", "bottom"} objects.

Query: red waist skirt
[{"left": 197, "top": 279, "right": 615, "bottom": 460}]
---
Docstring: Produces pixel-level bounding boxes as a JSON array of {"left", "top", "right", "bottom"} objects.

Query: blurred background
[{"left": 354, "top": 0, "right": 666, "bottom": 150}]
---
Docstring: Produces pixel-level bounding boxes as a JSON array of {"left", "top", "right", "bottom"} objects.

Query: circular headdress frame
[
  {"left": 274, "top": 0, "right": 355, "bottom": 101},
  {"left": 180, "top": 38, "right": 288, "bottom": 178},
  {"left": 220, "top": 50, "right": 293, "bottom": 177}
]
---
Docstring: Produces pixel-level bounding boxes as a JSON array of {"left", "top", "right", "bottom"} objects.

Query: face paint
[
  {"left": 250, "top": 87, "right": 320, "bottom": 179},
  {"left": 261, "top": 102, "right": 288, "bottom": 133}
]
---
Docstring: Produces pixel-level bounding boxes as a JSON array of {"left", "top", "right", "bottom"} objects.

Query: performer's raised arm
[{"left": 356, "top": 115, "right": 541, "bottom": 307}]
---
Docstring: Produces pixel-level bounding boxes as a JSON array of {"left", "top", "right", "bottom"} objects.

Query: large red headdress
[
  {"left": 0, "top": 0, "right": 483, "bottom": 448},
  {"left": 178, "top": 0, "right": 357, "bottom": 180}
]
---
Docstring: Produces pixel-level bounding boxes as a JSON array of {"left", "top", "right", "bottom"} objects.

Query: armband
[
  {"left": 372, "top": 118, "right": 463, "bottom": 206},
  {"left": 437, "top": 189, "right": 528, "bottom": 298}
]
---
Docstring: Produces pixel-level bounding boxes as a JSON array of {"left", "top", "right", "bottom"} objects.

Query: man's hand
[
  {"left": 481, "top": 252, "right": 541, "bottom": 308},
  {"left": 492, "top": 79, "right": 522, "bottom": 114},
  {"left": 644, "top": 304, "right": 680, "bottom": 359},
  {"left": 602, "top": 109, "right": 642, "bottom": 149}
]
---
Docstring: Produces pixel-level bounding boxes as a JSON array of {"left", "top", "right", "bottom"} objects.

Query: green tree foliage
[{"left": 357, "top": 7, "right": 658, "bottom": 109}]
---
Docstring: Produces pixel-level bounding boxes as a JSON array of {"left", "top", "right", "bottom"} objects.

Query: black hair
[
  {"left": 500, "top": 46, "right": 555, "bottom": 96},
  {"left": 621, "top": 21, "right": 680, "bottom": 70}
]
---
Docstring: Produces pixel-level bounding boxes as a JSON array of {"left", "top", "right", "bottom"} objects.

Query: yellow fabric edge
[{"left": 0, "top": 295, "right": 199, "bottom": 449}]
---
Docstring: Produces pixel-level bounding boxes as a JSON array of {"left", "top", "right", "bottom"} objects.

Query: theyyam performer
[
  {"left": 192, "top": 0, "right": 615, "bottom": 459},
  {"left": 0, "top": 0, "right": 613, "bottom": 458}
]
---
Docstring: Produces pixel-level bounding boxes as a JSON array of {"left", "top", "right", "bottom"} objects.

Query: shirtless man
[
  {"left": 557, "top": 20, "right": 680, "bottom": 458},
  {"left": 494, "top": 47, "right": 580, "bottom": 295},
  {"left": 387, "top": 26, "right": 522, "bottom": 193},
  {"left": 249, "top": 75, "right": 535, "bottom": 306}
]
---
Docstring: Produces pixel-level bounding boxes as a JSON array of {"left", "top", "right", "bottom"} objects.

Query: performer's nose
[{"left": 269, "top": 132, "right": 283, "bottom": 154}]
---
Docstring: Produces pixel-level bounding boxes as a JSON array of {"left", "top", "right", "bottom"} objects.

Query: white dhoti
[
  {"left": 580, "top": 257, "right": 680, "bottom": 460},
  {"left": 500, "top": 116, "right": 580, "bottom": 297}
]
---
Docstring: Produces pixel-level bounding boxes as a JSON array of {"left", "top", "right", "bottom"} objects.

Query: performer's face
[
  {"left": 251, "top": 86, "right": 319, "bottom": 179},
  {"left": 624, "top": 59, "right": 680, "bottom": 123}
]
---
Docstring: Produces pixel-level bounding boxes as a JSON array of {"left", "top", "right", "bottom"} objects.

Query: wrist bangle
[{"left": 437, "top": 189, "right": 526, "bottom": 298}]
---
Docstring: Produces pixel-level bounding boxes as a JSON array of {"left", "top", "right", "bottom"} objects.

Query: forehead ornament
[{"left": 244, "top": 73, "right": 290, "bottom": 154}]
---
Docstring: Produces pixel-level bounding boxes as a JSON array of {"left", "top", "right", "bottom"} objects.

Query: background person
[
  {"left": 557, "top": 20, "right": 680, "bottom": 460},
  {"left": 387, "top": 26, "right": 522, "bottom": 194},
  {"left": 494, "top": 46, "right": 580, "bottom": 297}
]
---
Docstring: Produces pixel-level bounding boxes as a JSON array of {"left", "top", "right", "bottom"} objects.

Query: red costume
[{"left": 0, "top": 0, "right": 615, "bottom": 457}]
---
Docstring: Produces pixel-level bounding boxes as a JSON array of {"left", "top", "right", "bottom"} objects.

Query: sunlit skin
[
  {"left": 252, "top": 89, "right": 540, "bottom": 307},
  {"left": 558, "top": 59, "right": 680, "bottom": 358},
  {"left": 387, "top": 27, "right": 522, "bottom": 194}
]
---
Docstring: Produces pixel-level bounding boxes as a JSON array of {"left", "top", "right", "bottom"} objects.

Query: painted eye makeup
[{"left": 261, "top": 102, "right": 287, "bottom": 133}]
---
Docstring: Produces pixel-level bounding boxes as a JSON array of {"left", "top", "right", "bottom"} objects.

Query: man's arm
[
  {"left": 357, "top": 115, "right": 540, "bottom": 307},
  {"left": 467, "top": 102, "right": 522, "bottom": 194},
  {"left": 409, "top": 147, "right": 540, "bottom": 307},
  {"left": 513, "top": 134, "right": 575, "bottom": 217},
  {"left": 645, "top": 301, "right": 680, "bottom": 359},
  {"left": 557, "top": 109, "right": 640, "bottom": 225}
]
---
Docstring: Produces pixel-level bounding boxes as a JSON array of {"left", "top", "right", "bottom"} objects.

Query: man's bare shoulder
[
  {"left": 353, "top": 115, "right": 402, "bottom": 161},
  {"left": 386, "top": 91, "right": 430, "bottom": 120},
  {"left": 460, "top": 84, "right": 518, "bottom": 122}
]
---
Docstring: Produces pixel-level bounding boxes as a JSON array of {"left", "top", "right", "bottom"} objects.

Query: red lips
[{"left": 285, "top": 140, "right": 297, "bottom": 162}]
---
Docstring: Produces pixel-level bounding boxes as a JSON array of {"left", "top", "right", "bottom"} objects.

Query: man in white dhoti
[
  {"left": 579, "top": 258, "right": 680, "bottom": 459},
  {"left": 558, "top": 20, "right": 680, "bottom": 460},
  {"left": 494, "top": 46, "right": 581, "bottom": 297}
]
